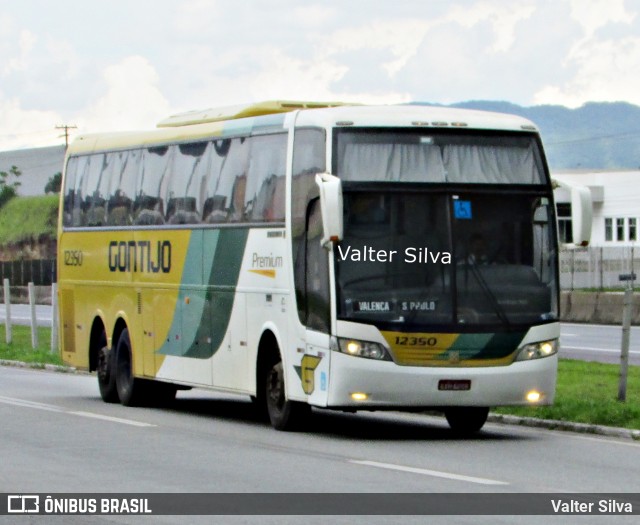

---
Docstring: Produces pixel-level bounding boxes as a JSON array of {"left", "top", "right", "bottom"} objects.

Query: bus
[{"left": 57, "top": 100, "right": 583, "bottom": 433}]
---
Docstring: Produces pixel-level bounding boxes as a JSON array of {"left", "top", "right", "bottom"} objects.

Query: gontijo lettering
[{"left": 108, "top": 240, "right": 171, "bottom": 273}]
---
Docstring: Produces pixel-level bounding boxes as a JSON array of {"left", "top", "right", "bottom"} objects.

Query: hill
[
  {"left": 439, "top": 101, "right": 640, "bottom": 170},
  {"left": 0, "top": 195, "right": 58, "bottom": 259}
]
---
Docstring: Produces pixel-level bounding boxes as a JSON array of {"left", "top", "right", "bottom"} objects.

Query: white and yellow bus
[{"left": 58, "top": 101, "right": 573, "bottom": 433}]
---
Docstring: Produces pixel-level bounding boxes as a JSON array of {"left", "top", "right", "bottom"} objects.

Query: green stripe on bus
[
  {"left": 447, "top": 331, "right": 525, "bottom": 360},
  {"left": 158, "top": 228, "right": 249, "bottom": 359}
]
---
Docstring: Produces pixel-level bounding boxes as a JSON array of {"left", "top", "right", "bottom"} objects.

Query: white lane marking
[
  {"left": 0, "top": 396, "right": 156, "bottom": 427},
  {"left": 562, "top": 345, "right": 640, "bottom": 354},
  {"left": 0, "top": 396, "right": 64, "bottom": 413},
  {"left": 71, "top": 411, "right": 156, "bottom": 427},
  {"left": 349, "top": 459, "right": 508, "bottom": 486}
]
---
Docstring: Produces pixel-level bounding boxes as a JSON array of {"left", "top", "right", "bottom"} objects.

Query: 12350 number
[{"left": 64, "top": 250, "right": 83, "bottom": 266}]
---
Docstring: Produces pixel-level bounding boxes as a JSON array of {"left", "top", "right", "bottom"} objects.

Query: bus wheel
[
  {"left": 114, "top": 328, "right": 146, "bottom": 407},
  {"left": 97, "top": 345, "right": 119, "bottom": 403},
  {"left": 444, "top": 407, "right": 489, "bottom": 435},
  {"left": 265, "top": 359, "right": 310, "bottom": 431}
]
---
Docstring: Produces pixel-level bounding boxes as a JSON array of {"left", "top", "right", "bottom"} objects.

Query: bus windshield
[
  {"left": 334, "top": 131, "right": 557, "bottom": 330},
  {"left": 335, "top": 129, "right": 546, "bottom": 185}
]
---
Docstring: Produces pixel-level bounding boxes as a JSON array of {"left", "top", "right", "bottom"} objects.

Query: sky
[{"left": 1, "top": 0, "right": 639, "bottom": 151}]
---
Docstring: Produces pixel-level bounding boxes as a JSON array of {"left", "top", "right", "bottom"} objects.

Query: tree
[
  {"left": 0, "top": 165, "right": 21, "bottom": 208},
  {"left": 45, "top": 172, "right": 62, "bottom": 194}
]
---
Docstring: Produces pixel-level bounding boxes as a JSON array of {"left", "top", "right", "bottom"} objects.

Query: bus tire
[
  {"left": 265, "top": 359, "right": 310, "bottom": 431},
  {"left": 444, "top": 407, "right": 489, "bottom": 435},
  {"left": 114, "top": 328, "right": 147, "bottom": 407},
  {"left": 97, "top": 345, "right": 119, "bottom": 403}
]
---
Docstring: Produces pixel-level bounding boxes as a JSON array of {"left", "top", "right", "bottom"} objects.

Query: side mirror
[
  {"left": 570, "top": 186, "right": 592, "bottom": 247},
  {"left": 552, "top": 178, "right": 593, "bottom": 247},
  {"left": 315, "top": 173, "right": 343, "bottom": 248}
]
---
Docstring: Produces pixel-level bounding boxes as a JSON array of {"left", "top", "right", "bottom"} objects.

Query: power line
[
  {"left": 0, "top": 129, "right": 54, "bottom": 139},
  {"left": 546, "top": 130, "right": 640, "bottom": 146}
]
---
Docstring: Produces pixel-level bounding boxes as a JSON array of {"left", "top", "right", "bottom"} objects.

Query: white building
[
  {"left": 0, "top": 145, "right": 65, "bottom": 196},
  {"left": 553, "top": 170, "right": 640, "bottom": 247}
]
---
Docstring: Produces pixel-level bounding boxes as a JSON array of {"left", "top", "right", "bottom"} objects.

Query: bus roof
[
  {"left": 294, "top": 103, "right": 539, "bottom": 133},
  {"left": 66, "top": 102, "right": 539, "bottom": 156},
  {"left": 157, "top": 100, "right": 352, "bottom": 127}
]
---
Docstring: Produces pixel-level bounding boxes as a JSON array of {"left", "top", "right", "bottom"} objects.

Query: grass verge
[
  {"left": 0, "top": 325, "right": 63, "bottom": 366},
  {"left": 495, "top": 359, "right": 640, "bottom": 430},
  {"left": 1, "top": 326, "right": 638, "bottom": 430}
]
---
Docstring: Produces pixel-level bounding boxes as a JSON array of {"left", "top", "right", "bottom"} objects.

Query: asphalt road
[
  {"left": 560, "top": 322, "right": 640, "bottom": 366},
  {"left": 0, "top": 303, "right": 52, "bottom": 327},
  {"left": 0, "top": 365, "right": 639, "bottom": 524}
]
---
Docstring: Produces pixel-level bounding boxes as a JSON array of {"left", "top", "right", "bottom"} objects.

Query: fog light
[
  {"left": 526, "top": 390, "right": 542, "bottom": 403},
  {"left": 350, "top": 392, "right": 369, "bottom": 401}
]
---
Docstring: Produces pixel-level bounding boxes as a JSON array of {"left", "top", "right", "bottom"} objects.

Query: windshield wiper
[{"left": 465, "top": 261, "right": 511, "bottom": 327}]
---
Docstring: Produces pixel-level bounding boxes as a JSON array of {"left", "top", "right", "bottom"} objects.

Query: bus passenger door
[{"left": 302, "top": 200, "right": 331, "bottom": 407}]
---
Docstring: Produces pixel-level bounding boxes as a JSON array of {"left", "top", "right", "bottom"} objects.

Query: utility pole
[
  {"left": 618, "top": 271, "right": 635, "bottom": 402},
  {"left": 56, "top": 124, "right": 77, "bottom": 148}
]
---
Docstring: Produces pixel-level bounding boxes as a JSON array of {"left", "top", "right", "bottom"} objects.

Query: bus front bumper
[{"left": 325, "top": 351, "right": 557, "bottom": 409}]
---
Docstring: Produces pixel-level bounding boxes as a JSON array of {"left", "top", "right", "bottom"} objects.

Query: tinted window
[
  {"left": 166, "top": 142, "right": 209, "bottom": 224},
  {"left": 245, "top": 134, "right": 286, "bottom": 222}
]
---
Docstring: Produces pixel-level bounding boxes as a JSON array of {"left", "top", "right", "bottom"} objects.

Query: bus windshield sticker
[
  {"left": 454, "top": 200, "right": 472, "bottom": 219},
  {"left": 353, "top": 300, "right": 394, "bottom": 313},
  {"left": 400, "top": 301, "right": 437, "bottom": 312}
]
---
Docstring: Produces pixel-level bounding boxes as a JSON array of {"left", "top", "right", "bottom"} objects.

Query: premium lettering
[{"left": 252, "top": 252, "right": 283, "bottom": 268}]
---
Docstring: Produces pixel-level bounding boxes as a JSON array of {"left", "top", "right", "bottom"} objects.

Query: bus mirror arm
[{"left": 315, "top": 173, "right": 344, "bottom": 249}]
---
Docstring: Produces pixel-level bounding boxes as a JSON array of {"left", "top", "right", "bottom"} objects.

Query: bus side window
[
  {"left": 222, "top": 138, "right": 250, "bottom": 223},
  {"left": 245, "top": 134, "right": 286, "bottom": 222},
  {"left": 107, "top": 150, "right": 138, "bottom": 226},
  {"left": 166, "top": 142, "right": 208, "bottom": 224},
  {"left": 62, "top": 157, "right": 79, "bottom": 227},
  {"left": 83, "top": 154, "right": 108, "bottom": 227},
  {"left": 203, "top": 139, "right": 231, "bottom": 224},
  {"left": 137, "top": 146, "right": 171, "bottom": 224},
  {"left": 71, "top": 156, "right": 91, "bottom": 226}
]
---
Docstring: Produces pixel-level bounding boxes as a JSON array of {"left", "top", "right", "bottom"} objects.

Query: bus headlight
[
  {"left": 337, "top": 338, "right": 391, "bottom": 361},
  {"left": 515, "top": 339, "right": 558, "bottom": 361}
]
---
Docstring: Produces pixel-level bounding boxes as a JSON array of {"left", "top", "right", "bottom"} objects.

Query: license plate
[{"left": 438, "top": 379, "right": 471, "bottom": 391}]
